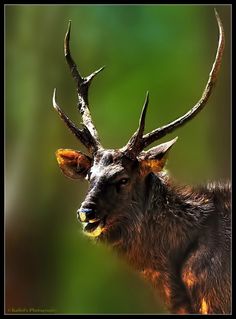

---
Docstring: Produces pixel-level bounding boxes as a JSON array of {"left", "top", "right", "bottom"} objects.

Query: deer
[{"left": 52, "top": 10, "right": 231, "bottom": 314}]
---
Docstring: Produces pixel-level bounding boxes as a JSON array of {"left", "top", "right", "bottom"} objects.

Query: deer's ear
[
  {"left": 138, "top": 137, "right": 178, "bottom": 176},
  {"left": 56, "top": 149, "right": 92, "bottom": 179}
]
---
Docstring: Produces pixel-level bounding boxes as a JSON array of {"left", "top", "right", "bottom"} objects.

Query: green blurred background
[{"left": 5, "top": 5, "right": 231, "bottom": 314}]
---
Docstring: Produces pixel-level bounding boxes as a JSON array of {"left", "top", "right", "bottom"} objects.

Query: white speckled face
[
  {"left": 86, "top": 150, "right": 126, "bottom": 182},
  {"left": 57, "top": 144, "right": 175, "bottom": 239},
  {"left": 89, "top": 164, "right": 125, "bottom": 183},
  {"left": 78, "top": 150, "right": 137, "bottom": 238}
]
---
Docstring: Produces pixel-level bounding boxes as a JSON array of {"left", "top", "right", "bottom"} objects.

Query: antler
[
  {"left": 125, "top": 9, "right": 225, "bottom": 159},
  {"left": 53, "top": 21, "right": 104, "bottom": 155}
]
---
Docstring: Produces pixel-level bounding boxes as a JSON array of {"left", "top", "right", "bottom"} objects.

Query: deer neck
[{"left": 111, "top": 173, "right": 213, "bottom": 271}]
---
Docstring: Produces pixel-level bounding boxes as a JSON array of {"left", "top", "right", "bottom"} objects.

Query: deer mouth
[{"left": 82, "top": 216, "right": 107, "bottom": 237}]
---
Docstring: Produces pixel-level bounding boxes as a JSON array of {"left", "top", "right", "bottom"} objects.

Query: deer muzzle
[
  {"left": 78, "top": 208, "right": 98, "bottom": 223},
  {"left": 77, "top": 208, "right": 106, "bottom": 237}
]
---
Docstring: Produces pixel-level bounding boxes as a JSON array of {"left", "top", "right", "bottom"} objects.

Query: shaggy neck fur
[{"left": 102, "top": 172, "right": 231, "bottom": 313}]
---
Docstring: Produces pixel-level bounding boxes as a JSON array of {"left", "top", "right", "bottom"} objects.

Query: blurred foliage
[{"left": 5, "top": 5, "right": 231, "bottom": 314}]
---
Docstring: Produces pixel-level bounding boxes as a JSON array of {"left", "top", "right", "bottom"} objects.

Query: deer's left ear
[
  {"left": 56, "top": 149, "right": 92, "bottom": 179},
  {"left": 138, "top": 137, "right": 178, "bottom": 176}
]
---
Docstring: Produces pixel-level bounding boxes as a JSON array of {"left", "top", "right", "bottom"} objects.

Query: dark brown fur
[
  {"left": 53, "top": 12, "right": 231, "bottom": 314},
  {"left": 79, "top": 153, "right": 231, "bottom": 314}
]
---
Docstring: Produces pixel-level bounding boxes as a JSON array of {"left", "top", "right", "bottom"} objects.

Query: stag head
[{"left": 53, "top": 11, "right": 224, "bottom": 239}]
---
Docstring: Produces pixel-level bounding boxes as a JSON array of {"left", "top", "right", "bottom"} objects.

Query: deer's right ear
[{"left": 56, "top": 149, "right": 92, "bottom": 179}]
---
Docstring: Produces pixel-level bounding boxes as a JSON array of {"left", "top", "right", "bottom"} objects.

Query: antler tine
[
  {"left": 64, "top": 20, "right": 105, "bottom": 147},
  {"left": 53, "top": 89, "right": 98, "bottom": 154},
  {"left": 139, "top": 9, "right": 225, "bottom": 150},
  {"left": 124, "top": 92, "right": 149, "bottom": 158}
]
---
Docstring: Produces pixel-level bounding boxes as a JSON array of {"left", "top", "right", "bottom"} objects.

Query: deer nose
[{"left": 77, "top": 208, "right": 97, "bottom": 222}]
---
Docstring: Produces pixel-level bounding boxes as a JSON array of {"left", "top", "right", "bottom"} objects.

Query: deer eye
[{"left": 117, "top": 178, "right": 129, "bottom": 187}]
